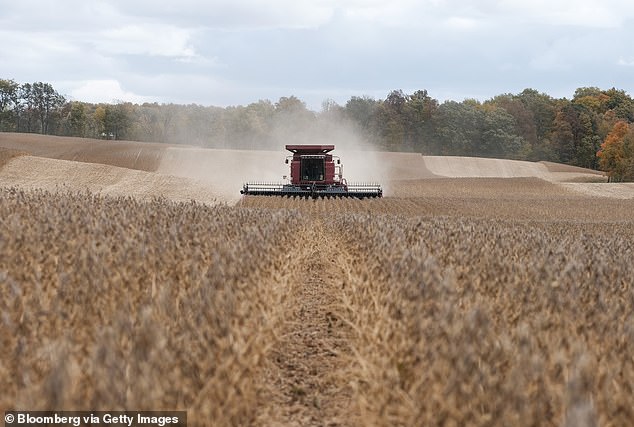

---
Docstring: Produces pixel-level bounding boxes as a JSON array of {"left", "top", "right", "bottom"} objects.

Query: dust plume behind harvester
[{"left": 241, "top": 144, "right": 382, "bottom": 198}]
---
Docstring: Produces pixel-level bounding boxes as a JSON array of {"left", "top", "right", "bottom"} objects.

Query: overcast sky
[{"left": 1, "top": 0, "right": 633, "bottom": 110}]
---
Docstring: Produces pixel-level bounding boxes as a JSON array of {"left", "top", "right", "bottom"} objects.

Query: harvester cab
[{"left": 241, "top": 144, "right": 382, "bottom": 198}]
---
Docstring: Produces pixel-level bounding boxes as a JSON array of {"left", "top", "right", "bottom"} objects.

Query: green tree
[
  {"left": 93, "top": 105, "right": 107, "bottom": 137},
  {"left": 551, "top": 107, "right": 576, "bottom": 163},
  {"left": 480, "top": 105, "right": 525, "bottom": 158},
  {"left": 489, "top": 94, "right": 537, "bottom": 158},
  {"left": 573, "top": 108, "right": 601, "bottom": 168},
  {"left": 105, "top": 102, "right": 133, "bottom": 140},
  {"left": 344, "top": 95, "right": 381, "bottom": 144},
  {"left": 573, "top": 87, "right": 609, "bottom": 114},
  {"left": 345, "top": 96, "right": 379, "bottom": 128},
  {"left": 18, "top": 83, "right": 35, "bottom": 132},
  {"left": 0, "top": 79, "right": 19, "bottom": 131},
  {"left": 604, "top": 88, "right": 634, "bottom": 121},
  {"left": 515, "top": 89, "right": 556, "bottom": 144},
  {"left": 31, "top": 81, "right": 65, "bottom": 134},
  {"left": 435, "top": 100, "right": 482, "bottom": 156},
  {"left": 65, "top": 101, "right": 87, "bottom": 137},
  {"left": 404, "top": 89, "right": 438, "bottom": 153},
  {"left": 374, "top": 91, "right": 405, "bottom": 151}
]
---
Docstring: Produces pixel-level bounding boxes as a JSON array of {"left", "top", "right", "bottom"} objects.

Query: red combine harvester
[{"left": 240, "top": 144, "right": 382, "bottom": 198}]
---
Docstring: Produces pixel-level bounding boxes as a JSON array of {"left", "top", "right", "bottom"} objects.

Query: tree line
[{"left": 1, "top": 78, "right": 633, "bottom": 181}]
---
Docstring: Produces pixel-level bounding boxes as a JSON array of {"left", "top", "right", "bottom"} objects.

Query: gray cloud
[{"left": 1, "top": 0, "right": 632, "bottom": 109}]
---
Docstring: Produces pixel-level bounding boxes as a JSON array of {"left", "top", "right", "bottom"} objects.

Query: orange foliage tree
[{"left": 597, "top": 121, "right": 632, "bottom": 181}]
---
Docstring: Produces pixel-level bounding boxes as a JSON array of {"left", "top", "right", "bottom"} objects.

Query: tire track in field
[{"left": 255, "top": 217, "right": 355, "bottom": 427}]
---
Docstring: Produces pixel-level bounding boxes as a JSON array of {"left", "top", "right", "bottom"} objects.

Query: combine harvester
[{"left": 241, "top": 145, "right": 382, "bottom": 198}]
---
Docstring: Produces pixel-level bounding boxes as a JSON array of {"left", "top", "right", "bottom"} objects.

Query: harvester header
[
  {"left": 240, "top": 144, "right": 382, "bottom": 198},
  {"left": 285, "top": 144, "right": 335, "bottom": 154}
]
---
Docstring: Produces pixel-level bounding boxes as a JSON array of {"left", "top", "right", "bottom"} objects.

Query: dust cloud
[
  {"left": 157, "top": 148, "right": 283, "bottom": 204},
  {"left": 158, "top": 118, "right": 394, "bottom": 201}
]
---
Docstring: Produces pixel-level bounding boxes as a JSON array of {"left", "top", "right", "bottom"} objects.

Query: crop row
[
  {"left": 0, "top": 188, "right": 300, "bottom": 426},
  {"left": 240, "top": 190, "right": 634, "bottom": 222},
  {"left": 331, "top": 213, "right": 634, "bottom": 426}
]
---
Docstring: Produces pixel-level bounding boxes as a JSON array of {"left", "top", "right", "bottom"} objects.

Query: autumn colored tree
[
  {"left": 598, "top": 121, "right": 630, "bottom": 181},
  {"left": 623, "top": 130, "right": 634, "bottom": 181}
]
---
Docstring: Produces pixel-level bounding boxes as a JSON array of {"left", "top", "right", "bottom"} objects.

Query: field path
[{"left": 256, "top": 217, "right": 355, "bottom": 427}]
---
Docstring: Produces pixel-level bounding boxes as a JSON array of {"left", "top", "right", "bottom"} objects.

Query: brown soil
[
  {"left": 0, "top": 132, "right": 166, "bottom": 171},
  {"left": 255, "top": 220, "right": 354, "bottom": 426}
]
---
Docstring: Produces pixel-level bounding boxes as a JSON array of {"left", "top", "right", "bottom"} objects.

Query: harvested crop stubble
[
  {"left": 331, "top": 213, "right": 634, "bottom": 426},
  {"left": 0, "top": 188, "right": 300, "bottom": 426}
]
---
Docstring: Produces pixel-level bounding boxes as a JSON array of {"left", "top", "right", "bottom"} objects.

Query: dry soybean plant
[
  {"left": 331, "top": 213, "right": 634, "bottom": 426},
  {"left": 3, "top": 183, "right": 634, "bottom": 426},
  {"left": 0, "top": 187, "right": 300, "bottom": 426}
]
